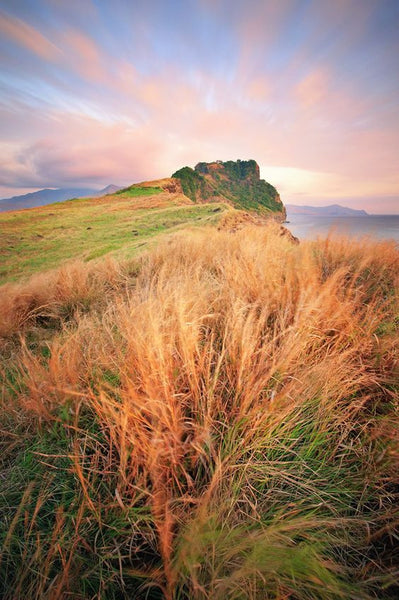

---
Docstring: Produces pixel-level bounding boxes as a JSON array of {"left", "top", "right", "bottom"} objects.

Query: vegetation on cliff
[
  {"left": 172, "top": 159, "right": 285, "bottom": 216},
  {"left": 1, "top": 224, "right": 398, "bottom": 599},
  {"left": 170, "top": 166, "right": 211, "bottom": 203}
]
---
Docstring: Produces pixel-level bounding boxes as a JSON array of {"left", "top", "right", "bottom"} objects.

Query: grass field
[
  {"left": 0, "top": 223, "right": 398, "bottom": 599},
  {"left": 0, "top": 188, "right": 227, "bottom": 283}
]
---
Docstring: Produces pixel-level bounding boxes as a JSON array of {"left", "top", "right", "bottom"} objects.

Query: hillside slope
[
  {"left": 172, "top": 159, "right": 286, "bottom": 218},
  {"left": 0, "top": 182, "right": 227, "bottom": 283},
  {"left": 0, "top": 161, "right": 286, "bottom": 284}
]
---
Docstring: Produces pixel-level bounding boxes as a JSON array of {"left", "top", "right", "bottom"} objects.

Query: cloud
[
  {"left": 261, "top": 165, "right": 399, "bottom": 203},
  {"left": 0, "top": 64, "right": 397, "bottom": 204},
  {"left": 0, "top": 112, "right": 168, "bottom": 189},
  {"left": 0, "top": 10, "right": 60, "bottom": 60},
  {"left": 60, "top": 29, "right": 107, "bottom": 83},
  {"left": 0, "top": 1, "right": 397, "bottom": 212},
  {"left": 295, "top": 69, "right": 330, "bottom": 108}
]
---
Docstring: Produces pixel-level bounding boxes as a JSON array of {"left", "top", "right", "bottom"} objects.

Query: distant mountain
[
  {"left": 0, "top": 185, "right": 122, "bottom": 212},
  {"left": 286, "top": 204, "right": 368, "bottom": 217},
  {"left": 99, "top": 184, "right": 122, "bottom": 196}
]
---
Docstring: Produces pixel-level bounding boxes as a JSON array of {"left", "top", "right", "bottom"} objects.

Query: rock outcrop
[
  {"left": 172, "top": 159, "right": 286, "bottom": 220},
  {"left": 216, "top": 208, "right": 299, "bottom": 243}
]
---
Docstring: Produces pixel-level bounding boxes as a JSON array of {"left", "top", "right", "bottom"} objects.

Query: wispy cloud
[
  {"left": 0, "top": 0, "right": 398, "bottom": 211},
  {"left": 0, "top": 10, "right": 60, "bottom": 60}
]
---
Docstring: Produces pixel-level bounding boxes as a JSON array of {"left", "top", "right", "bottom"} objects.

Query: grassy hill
[
  {"left": 0, "top": 181, "right": 229, "bottom": 284},
  {"left": 0, "top": 164, "right": 398, "bottom": 599},
  {"left": 0, "top": 161, "right": 285, "bottom": 285}
]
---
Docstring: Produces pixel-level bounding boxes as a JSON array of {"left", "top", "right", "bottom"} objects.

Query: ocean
[{"left": 285, "top": 214, "right": 399, "bottom": 243}]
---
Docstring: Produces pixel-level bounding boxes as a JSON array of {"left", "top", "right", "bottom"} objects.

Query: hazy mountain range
[
  {"left": 0, "top": 184, "right": 121, "bottom": 212},
  {"left": 286, "top": 204, "right": 368, "bottom": 217}
]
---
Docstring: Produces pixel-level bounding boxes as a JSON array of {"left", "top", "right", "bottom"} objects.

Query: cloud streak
[
  {"left": 0, "top": 0, "right": 398, "bottom": 212},
  {"left": 0, "top": 10, "right": 60, "bottom": 60}
]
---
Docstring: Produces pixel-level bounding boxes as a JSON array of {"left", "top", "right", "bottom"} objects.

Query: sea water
[{"left": 285, "top": 214, "right": 399, "bottom": 243}]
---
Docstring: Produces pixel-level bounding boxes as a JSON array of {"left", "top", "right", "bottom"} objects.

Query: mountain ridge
[
  {"left": 286, "top": 204, "right": 368, "bottom": 217},
  {"left": 0, "top": 184, "right": 122, "bottom": 212}
]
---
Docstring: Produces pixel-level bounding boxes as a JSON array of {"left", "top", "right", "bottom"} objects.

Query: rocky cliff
[{"left": 172, "top": 159, "right": 286, "bottom": 220}]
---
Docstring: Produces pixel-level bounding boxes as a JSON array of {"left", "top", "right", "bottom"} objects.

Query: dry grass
[
  {"left": 1, "top": 223, "right": 398, "bottom": 599},
  {"left": 0, "top": 256, "right": 136, "bottom": 339}
]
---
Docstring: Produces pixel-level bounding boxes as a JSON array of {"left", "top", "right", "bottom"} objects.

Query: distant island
[
  {"left": 0, "top": 184, "right": 121, "bottom": 212},
  {"left": 286, "top": 204, "right": 368, "bottom": 217}
]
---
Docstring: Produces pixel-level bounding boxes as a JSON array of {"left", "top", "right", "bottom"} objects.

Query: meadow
[
  {"left": 0, "top": 187, "right": 227, "bottom": 283},
  {"left": 0, "top": 222, "right": 398, "bottom": 599}
]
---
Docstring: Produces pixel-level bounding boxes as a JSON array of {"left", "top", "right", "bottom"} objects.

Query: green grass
[
  {"left": 115, "top": 185, "right": 163, "bottom": 197},
  {"left": 1, "top": 189, "right": 398, "bottom": 599},
  {"left": 0, "top": 414, "right": 155, "bottom": 599},
  {"left": 0, "top": 227, "right": 398, "bottom": 599},
  {"left": 0, "top": 192, "right": 228, "bottom": 283}
]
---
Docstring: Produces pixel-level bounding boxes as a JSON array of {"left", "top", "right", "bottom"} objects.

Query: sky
[{"left": 0, "top": 0, "right": 398, "bottom": 213}]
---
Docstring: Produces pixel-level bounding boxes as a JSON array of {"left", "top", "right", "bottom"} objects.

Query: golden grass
[
  {"left": 0, "top": 256, "right": 134, "bottom": 339},
  {"left": 1, "top": 223, "right": 398, "bottom": 599}
]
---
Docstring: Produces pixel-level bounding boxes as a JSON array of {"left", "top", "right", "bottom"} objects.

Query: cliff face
[{"left": 172, "top": 159, "right": 286, "bottom": 220}]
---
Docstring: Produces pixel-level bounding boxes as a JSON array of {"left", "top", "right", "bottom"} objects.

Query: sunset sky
[{"left": 0, "top": 0, "right": 398, "bottom": 212}]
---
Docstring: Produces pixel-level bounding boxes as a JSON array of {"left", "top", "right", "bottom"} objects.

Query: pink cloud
[
  {"left": 1, "top": 67, "right": 397, "bottom": 204},
  {"left": 60, "top": 29, "right": 106, "bottom": 83},
  {"left": 0, "top": 113, "right": 167, "bottom": 189},
  {"left": 246, "top": 77, "right": 270, "bottom": 102},
  {"left": 295, "top": 69, "right": 330, "bottom": 108},
  {"left": 0, "top": 11, "right": 60, "bottom": 60},
  {"left": 0, "top": 6, "right": 397, "bottom": 213},
  {"left": 0, "top": 13, "right": 115, "bottom": 88},
  {"left": 237, "top": 1, "right": 296, "bottom": 56}
]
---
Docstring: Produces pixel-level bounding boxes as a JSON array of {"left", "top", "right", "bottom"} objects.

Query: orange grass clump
[{"left": 0, "top": 223, "right": 398, "bottom": 599}]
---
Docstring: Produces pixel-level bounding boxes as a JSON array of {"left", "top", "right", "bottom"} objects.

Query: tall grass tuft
[{"left": 1, "top": 223, "right": 398, "bottom": 599}]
